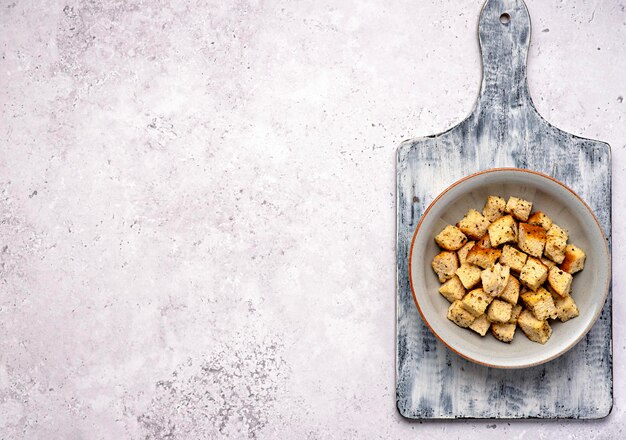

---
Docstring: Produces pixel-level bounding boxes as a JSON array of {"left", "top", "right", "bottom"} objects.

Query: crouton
[
  {"left": 461, "top": 288, "right": 493, "bottom": 317},
  {"left": 491, "top": 322, "right": 517, "bottom": 343},
  {"left": 487, "top": 299, "right": 513, "bottom": 323},
  {"left": 519, "top": 257, "right": 548, "bottom": 290},
  {"left": 528, "top": 211, "right": 553, "bottom": 231},
  {"left": 505, "top": 196, "right": 533, "bottom": 221},
  {"left": 518, "top": 309, "right": 552, "bottom": 344},
  {"left": 457, "top": 241, "right": 475, "bottom": 264},
  {"left": 546, "top": 223, "right": 568, "bottom": 240},
  {"left": 521, "top": 287, "right": 558, "bottom": 321},
  {"left": 465, "top": 238, "right": 502, "bottom": 269},
  {"left": 435, "top": 225, "right": 468, "bottom": 251},
  {"left": 432, "top": 251, "right": 459, "bottom": 283},
  {"left": 457, "top": 209, "right": 491, "bottom": 240},
  {"left": 488, "top": 215, "right": 517, "bottom": 247},
  {"left": 559, "top": 244, "right": 586, "bottom": 274},
  {"left": 553, "top": 294, "right": 580, "bottom": 322},
  {"left": 483, "top": 195, "right": 507, "bottom": 222},
  {"left": 547, "top": 266, "right": 573, "bottom": 297},
  {"left": 541, "top": 257, "right": 556, "bottom": 268},
  {"left": 481, "top": 263, "right": 510, "bottom": 297},
  {"left": 455, "top": 263, "right": 482, "bottom": 290},
  {"left": 518, "top": 223, "right": 547, "bottom": 258},
  {"left": 499, "top": 275, "right": 521, "bottom": 305},
  {"left": 438, "top": 275, "right": 466, "bottom": 302},
  {"left": 545, "top": 224, "right": 568, "bottom": 264},
  {"left": 476, "top": 233, "right": 492, "bottom": 248},
  {"left": 447, "top": 300, "right": 477, "bottom": 328},
  {"left": 508, "top": 304, "right": 523, "bottom": 324},
  {"left": 469, "top": 314, "right": 491, "bottom": 336},
  {"left": 499, "top": 245, "right": 528, "bottom": 272}
]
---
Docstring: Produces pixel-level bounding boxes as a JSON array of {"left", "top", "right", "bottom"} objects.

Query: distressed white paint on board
[{"left": 396, "top": 0, "right": 612, "bottom": 419}]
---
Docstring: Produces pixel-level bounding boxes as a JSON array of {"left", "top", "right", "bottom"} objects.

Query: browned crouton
[
  {"left": 457, "top": 209, "right": 491, "bottom": 240},
  {"left": 435, "top": 225, "right": 468, "bottom": 251},
  {"left": 465, "top": 236, "right": 501, "bottom": 269},
  {"left": 461, "top": 288, "right": 493, "bottom": 317},
  {"left": 488, "top": 215, "right": 517, "bottom": 247},
  {"left": 491, "top": 322, "right": 517, "bottom": 343},
  {"left": 518, "top": 223, "right": 547, "bottom": 258},
  {"left": 457, "top": 241, "right": 475, "bottom": 264},
  {"left": 519, "top": 257, "right": 548, "bottom": 290},
  {"left": 483, "top": 195, "right": 507, "bottom": 222},
  {"left": 432, "top": 251, "right": 459, "bottom": 283},
  {"left": 499, "top": 245, "right": 528, "bottom": 273},
  {"left": 528, "top": 211, "right": 553, "bottom": 231},
  {"left": 559, "top": 244, "right": 586, "bottom": 274},
  {"left": 521, "top": 287, "right": 558, "bottom": 321},
  {"left": 505, "top": 196, "right": 533, "bottom": 221},
  {"left": 545, "top": 224, "right": 568, "bottom": 264},
  {"left": 447, "top": 300, "right": 477, "bottom": 328},
  {"left": 487, "top": 299, "right": 513, "bottom": 323},
  {"left": 547, "top": 266, "right": 573, "bottom": 297},
  {"left": 469, "top": 314, "right": 490, "bottom": 336},
  {"left": 518, "top": 309, "right": 552, "bottom": 344},
  {"left": 438, "top": 276, "right": 466, "bottom": 302},
  {"left": 499, "top": 276, "right": 521, "bottom": 305},
  {"left": 455, "top": 263, "right": 482, "bottom": 290}
]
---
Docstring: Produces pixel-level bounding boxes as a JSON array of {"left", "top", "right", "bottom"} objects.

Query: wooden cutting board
[{"left": 395, "top": 0, "right": 612, "bottom": 419}]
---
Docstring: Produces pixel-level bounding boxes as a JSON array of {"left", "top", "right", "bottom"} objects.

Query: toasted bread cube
[
  {"left": 491, "top": 322, "right": 517, "bottom": 342},
  {"left": 476, "top": 233, "right": 492, "bottom": 248},
  {"left": 519, "top": 257, "right": 548, "bottom": 290},
  {"left": 488, "top": 215, "right": 517, "bottom": 247},
  {"left": 545, "top": 224, "right": 568, "bottom": 264},
  {"left": 465, "top": 239, "right": 501, "bottom": 269},
  {"left": 518, "top": 309, "right": 552, "bottom": 344},
  {"left": 455, "top": 263, "right": 482, "bottom": 290},
  {"left": 469, "top": 314, "right": 491, "bottom": 336},
  {"left": 546, "top": 223, "right": 568, "bottom": 241},
  {"left": 528, "top": 211, "right": 553, "bottom": 231},
  {"left": 559, "top": 244, "right": 586, "bottom": 274},
  {"left": 457, "top": 209, "right": 491, "bottom": 240},
  {"left": 457, "top": 241, "right": 475, "bottom": 264},
  {"left": 438, "top": 276, "right": 466, "bottom": 303},
  {"left": 435, "top": 225, "right": 468, "bottom": 251},
  {"left": 541, "top": 257, "right": 556, "bottom": 268},
  {"left": 508, "top": 304, "right": 523, "bottom": 324},
  {"left": 505, "top": 196, "right": 533, "bottom": 221},
  {"left": 461, "top": 288, "right": 493, "bottom": 317},
  {"left": 432, "top": 251, "right": 459, "bottom": 283},
  {"left": 518, "top": 223, "right": 546, "bottom": 258},
  {"left": 499, "top": 276, "right": 521, "bottom": 305},
  {"left": 547, "top": 266, "right": 573, "bottom": 297},
  {"left": 483, "top": 195, "right": 507, "bottom": 222},
  {"left": 553, "top": 295, "right": 580, "bottom": 322},
  {"left": 528, "top": 212, "right": 552, "bottom": 231},
  {"left": 487, "top": 299, "right": 513, "bottom": 323},
  {"left": 521, "top": 286, "right": 558, "bottom": 321},
  {"left": 499, "top": 245, "right": 528, "bottom": 273},
  {"left": 481, "top": 263, "right": 510, "bottom": 297},
  {"left": 447, "top": 300, "right": 477, "bottom": 328}
]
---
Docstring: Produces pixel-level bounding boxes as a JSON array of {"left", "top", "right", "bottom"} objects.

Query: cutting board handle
[{"left": 476, "top": 0, "right": 532, "bottom": 110}]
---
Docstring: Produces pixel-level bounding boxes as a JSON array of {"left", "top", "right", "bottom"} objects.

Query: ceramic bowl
[{"left": 409, "top": 168, "right": 610, "bottom": 368}]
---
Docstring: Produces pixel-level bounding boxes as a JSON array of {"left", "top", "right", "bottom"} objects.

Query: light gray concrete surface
[{"left": 0, "top": 0, "right": 624, "bottom": 438}]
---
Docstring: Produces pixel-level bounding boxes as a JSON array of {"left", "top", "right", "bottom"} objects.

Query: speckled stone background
[{"left": 0, "top": 0, "right": 624, "bottom": 438}]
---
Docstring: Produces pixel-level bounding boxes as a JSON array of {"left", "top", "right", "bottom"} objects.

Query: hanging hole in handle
[{"left": 500, "top": 13, "right": 511, "bottom": 24}]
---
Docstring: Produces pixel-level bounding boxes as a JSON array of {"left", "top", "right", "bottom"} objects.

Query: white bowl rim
[{"left": 408, "top": 167, "right": 611, "bottom": 369}]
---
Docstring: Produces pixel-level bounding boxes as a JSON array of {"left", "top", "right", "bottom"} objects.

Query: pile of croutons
[{"left": 432, "top": 195, "right": 586, "bottom": 344}]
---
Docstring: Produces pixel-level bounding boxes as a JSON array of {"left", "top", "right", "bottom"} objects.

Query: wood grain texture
[{"left": 396, "top": 0, "right": 612, "bottom": 419}]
